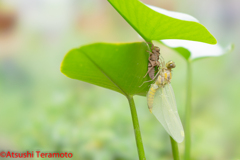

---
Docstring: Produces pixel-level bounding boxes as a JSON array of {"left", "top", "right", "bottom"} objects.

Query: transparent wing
[{"left": 152, "top": 83, "right": 184, "bottom": 143}]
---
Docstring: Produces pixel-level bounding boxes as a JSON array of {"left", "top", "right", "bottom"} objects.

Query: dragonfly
[{"left": 147, "top": 60, "right": 184, "bottom": 143}]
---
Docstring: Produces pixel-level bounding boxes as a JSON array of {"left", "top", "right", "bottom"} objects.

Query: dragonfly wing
[{"left": 152, "top": 83, "right": 184, "bottom": 143}]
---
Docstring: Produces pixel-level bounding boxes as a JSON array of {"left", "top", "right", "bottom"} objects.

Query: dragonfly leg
[{"left": 139, "top": 72, "right": 160, "bottom": 87}]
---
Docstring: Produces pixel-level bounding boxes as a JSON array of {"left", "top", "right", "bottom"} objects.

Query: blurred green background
[{"left": 0, "top": 0, "right": 239, "bottom": 159}]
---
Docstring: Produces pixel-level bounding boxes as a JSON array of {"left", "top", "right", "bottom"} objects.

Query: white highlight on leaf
[
  {"left": 145, "top": 4, "right": 199, "bottom": 22},
  {"left": 161, "top": 40, "right": 228, "bottom": 59}
]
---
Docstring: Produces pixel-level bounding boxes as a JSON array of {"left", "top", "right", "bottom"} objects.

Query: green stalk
[
  {"left": 170, "top": 136, "right": 180, "bottom": 160},
  {"left": 127, "top": 96, "right": 146, "bottom": 160},
  {"left": 184, "top": 60, "right": 192, "bottom": 160}
]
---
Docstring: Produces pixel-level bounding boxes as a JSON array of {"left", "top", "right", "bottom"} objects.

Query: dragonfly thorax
[{"left": 155, "top": 69, "right": 172, "bottom": 86}]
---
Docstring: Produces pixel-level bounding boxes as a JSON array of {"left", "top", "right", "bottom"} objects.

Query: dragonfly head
[{"left": 166, "top": 61, "right": 176, "bottom": 69}]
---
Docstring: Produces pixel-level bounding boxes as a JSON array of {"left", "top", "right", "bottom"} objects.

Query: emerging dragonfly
[{"left": 147, "top": 60, "right": 185, "bottom": 143}]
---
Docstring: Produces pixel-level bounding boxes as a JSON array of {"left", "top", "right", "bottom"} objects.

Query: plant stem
[
  {"left": 127, "top": 96, "right": 146, "bottom": 160},
  {"left": 184, "top": 60, "right": 192, "bottom": 160},
  {"left": 170, "top": 136, "right": 180, "bottom": 160}
]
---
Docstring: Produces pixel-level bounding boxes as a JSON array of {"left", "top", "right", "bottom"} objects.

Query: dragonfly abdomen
[{"left": 147, "top": 84, "right": 158, "bottom": 113}]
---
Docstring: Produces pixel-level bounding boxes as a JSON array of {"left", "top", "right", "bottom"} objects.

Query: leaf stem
[
  {"left": 146, "top": 40, "right": 154, "bottom": 52},
  {"left": 170, "top": 136, "right": 180, "bottom": 160},
  {"left": 184, "top": 60, "right": 192, "bottom": 160},
  {"left": 127, "top": 96, "right": 146, "bottom": 160}
]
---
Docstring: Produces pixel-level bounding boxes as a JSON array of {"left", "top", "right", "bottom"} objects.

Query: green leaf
[
  {"left": 61, "top": 42, "right": 152, "bottom": 97},
  {"left": 108, "top": 0, "right": 216, "bottom": 44},
  {"left": 172, "top": 47, "right": 191, "bottom": 60},
  {"left": 160, "top": 40, "right": 234, "bottom": 61}
]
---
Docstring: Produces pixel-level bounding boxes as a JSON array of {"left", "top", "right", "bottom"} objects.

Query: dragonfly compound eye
[{"left": 166, "top": 61, "right": 176, "bottom": 69}]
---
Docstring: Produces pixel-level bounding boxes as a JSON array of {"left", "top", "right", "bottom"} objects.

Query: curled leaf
[{"left": 161, "top": 40, "right": 233, "bottom": 60}]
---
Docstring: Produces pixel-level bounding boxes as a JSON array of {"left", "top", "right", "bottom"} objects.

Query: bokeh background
[{"left": 0, "top": 0, "right": 239, "bottom": 159}]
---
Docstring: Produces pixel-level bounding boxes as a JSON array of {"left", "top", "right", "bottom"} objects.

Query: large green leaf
[
  {"left": 108, "top": 0, "right": 216, "bottom": 44},
  {"left": 61, "top": 42, "right": 151, "bottom": 97}
]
